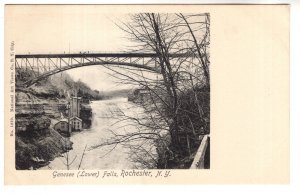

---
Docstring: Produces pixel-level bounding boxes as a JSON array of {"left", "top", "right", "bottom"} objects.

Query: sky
[{"left": 7, "top": 5, "right": 136, "bottom": 91}]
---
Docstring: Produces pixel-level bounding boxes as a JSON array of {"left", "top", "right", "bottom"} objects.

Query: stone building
[
  {"left": 70, "top": 116, "right": 82, "bottom": 131},
  {"left": 53, "top": 118, "right": 70, "bottom": 136},
  {"left": 70, "top": 97, "right": 81, "bottom": 118}
]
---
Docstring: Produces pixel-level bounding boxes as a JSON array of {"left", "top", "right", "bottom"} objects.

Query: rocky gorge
[{"left": 15, "top": 71, "right": 103, "bottom": 170}]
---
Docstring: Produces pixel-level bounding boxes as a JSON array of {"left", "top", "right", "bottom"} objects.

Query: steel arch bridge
[{"left": 15, "top": 52, "right": 192, "bottom": 87}]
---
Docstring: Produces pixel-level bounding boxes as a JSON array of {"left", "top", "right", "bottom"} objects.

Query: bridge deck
[{"left": 15, "top": 53, "right": 190, "bottom": 58}]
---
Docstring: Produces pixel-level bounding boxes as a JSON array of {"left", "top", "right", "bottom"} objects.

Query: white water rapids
[{"left": 40, "top": 97, "right": 152, "bottom": 170}]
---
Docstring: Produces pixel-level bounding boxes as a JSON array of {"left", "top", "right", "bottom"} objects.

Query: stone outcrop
[
  {"left": 15, "top": 91, "right": 73, "bottom": 170},
  {"left": 80, "top": 103, "right": 92, "bottom": 129},
  {"left": 15, "top": 71, "right": 98, "bottom": 170}
]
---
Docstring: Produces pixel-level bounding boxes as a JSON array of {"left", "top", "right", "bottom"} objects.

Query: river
[{"left": 40, "top": 97, "right": 152, "bottom": 170}]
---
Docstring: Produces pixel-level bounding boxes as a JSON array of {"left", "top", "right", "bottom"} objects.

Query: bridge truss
[{"left": 15, "top": 52, "right": 193, "bottom": 87}]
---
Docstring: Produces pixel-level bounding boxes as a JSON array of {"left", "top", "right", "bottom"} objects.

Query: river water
[{"left": 40, "top": 97, "right": 149, "bottom": 170}]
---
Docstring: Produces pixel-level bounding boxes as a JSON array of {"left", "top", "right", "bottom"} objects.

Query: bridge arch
[
  {"left": 18, "top": 60, "right": 160, "bottom": 88},
  {"left": 15, "top": 52, "right": 191, "bottom": 88}
]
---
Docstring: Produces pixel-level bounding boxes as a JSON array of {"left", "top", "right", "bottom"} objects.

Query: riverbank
[
  {"left": 39, "top": 98, "right": 146, "bottom": 170},
  {"left": 15, "top": 92, "right": 73, "bottom": 169},
  {"left": 15, "top": 71, "right": 100, "bottom": 170}
]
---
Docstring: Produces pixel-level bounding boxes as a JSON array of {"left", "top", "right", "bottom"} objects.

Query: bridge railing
[{"left": 15, "top": 52, "right": 196, "bottom": 58}]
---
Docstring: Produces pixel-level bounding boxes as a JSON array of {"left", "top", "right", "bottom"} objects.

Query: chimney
[{"left": 70, "top": 96, "right": 81, "bottom": 118}]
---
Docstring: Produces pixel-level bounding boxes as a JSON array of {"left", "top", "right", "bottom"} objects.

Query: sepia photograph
[
  {"left": 4, "top": 4, "right": 290, "bottom": 185},
  {"left": 13, "top": 9, "right": 210, "bottom": 170}
]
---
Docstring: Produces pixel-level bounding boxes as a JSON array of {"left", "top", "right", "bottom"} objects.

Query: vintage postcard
[{"left": 4, "top": 4, "right": 289, "bottom": 184}]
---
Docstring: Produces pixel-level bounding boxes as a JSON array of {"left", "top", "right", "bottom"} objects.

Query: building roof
[
  {"left": 70, "top": 116, "right": 82, "bottom": 122},
  {"left": 54, "top": 119, "right": 68, "bottom": 126},
  {"left": 59, "top": 118, "right": 68, "bottom": 122}
]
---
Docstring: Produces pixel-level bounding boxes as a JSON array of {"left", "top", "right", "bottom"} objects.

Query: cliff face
[
  {"left": 15, "top": 71, "right": 98, "bottom": 170},
  {"left": 15, "top": 106, "right": 73, "bottom": 170},
  {"left": 80, "top": 104, "right": 92, "bottom": 129}
]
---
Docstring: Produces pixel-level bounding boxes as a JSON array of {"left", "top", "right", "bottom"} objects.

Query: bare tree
[{"left": 92, "top": 13, "right": 210, "bottom": 168}]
